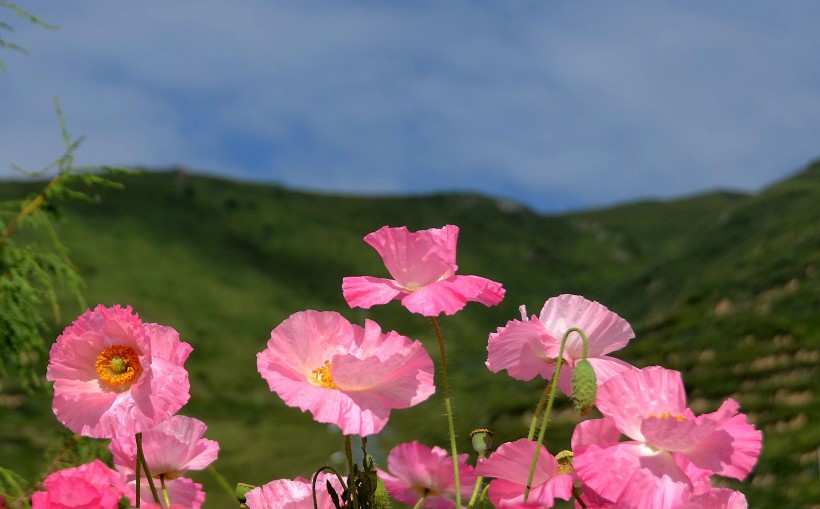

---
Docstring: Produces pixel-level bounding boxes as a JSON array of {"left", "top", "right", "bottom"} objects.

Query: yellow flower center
[
  {"left": 647, "top": 412, "right": 686, "bottom": 421},
  {"left": 309, "top": 360, "right": 338, "bottom": 389},
  {"left": 95, "top": 345, "right": 141, "bottom": 387}
]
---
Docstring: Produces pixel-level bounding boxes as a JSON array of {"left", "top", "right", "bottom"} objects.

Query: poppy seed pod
[{"left": 470, "top": 428, "right": 494, "bottom": 458}]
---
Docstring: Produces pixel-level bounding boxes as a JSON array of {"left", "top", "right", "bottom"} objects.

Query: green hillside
[{"left": 1, "top": 163, "right": 818, "bottom": 508}]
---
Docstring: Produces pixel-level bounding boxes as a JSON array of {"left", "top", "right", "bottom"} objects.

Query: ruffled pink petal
[
  {"left": 536, "top": 295, "right": 634, "bottom": 359},
  {"left": 364, "top": 225, "right": 459, "bottom": 288},
  {"left": 399, "top": 280, "right": 472, "bottom": 316},
  {"left": 342, "top": 276, "right": 405, "bottom": 309},
  {"left": 32, "top": 459, "right": 132, "bottom": 509},
  {"left": 144, "top": 323, "right": 192, "bottom": 365},
  {"left": 571, "top": 417, "right": 621, "bottom": 450},
  {"left": 475, "top": 438, "right": 571, "bottom": 507},
  {"left": 680, "top": 488, "right": 748, "bottom": 509},
  {"left": 110, "top": 415, "right": 219, "bottom": 478},
  {"left": 681, "top": 400, "right": 762, "bottom": 480},
  {"left": 596, "top": 366, "right": 688, "bottom": 441},
  {"left": 486, "top": 319, "right": 552, "bottom": 381},
  {"left": 583, "top": 356, "right": 637, "bottom": 393},
  {"left": 574, "top": 442, "right": 691, "bottom": 509}
]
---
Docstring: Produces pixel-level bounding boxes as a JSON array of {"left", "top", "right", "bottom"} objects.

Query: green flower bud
[
  {"left": 571, "top": 359, "right": 597, "bottom": 416},
  {"left": 235, "top": 482, "right": 256, "bottom": 504},
  {"left": 470, "top": 428, "right": 494, "bottom": 458},
  {"left": 375, "top": 476, "right": 393, "bottom": 509}
]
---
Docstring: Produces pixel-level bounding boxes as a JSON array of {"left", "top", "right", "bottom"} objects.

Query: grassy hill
[{"left": 1, "top": 163, "right": 818, "bottom": 507}]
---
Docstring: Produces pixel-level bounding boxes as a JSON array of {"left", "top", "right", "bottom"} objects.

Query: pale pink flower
[
  {"left": 109, "top": 415, "right": 219, "bottom": 479},
  {"left": 245, "top": 474, "right": 344, "bottom": 509},
  {"left": 343, "top": 225, "right": 505, "bottom": 316},
  {"left": 257, "top": 310, "right": 435, "bottom": 436},
  {"left": 378, "top": 441, "right": 476, "bottom": 509},
  {"left": 47, "top": 304, "right": 191, "bottom": 438},
  {"left": 486, "top": 294, "right": 635, "bottom": 396},
  {"left": 474, "top": 439, "right": 573, "bottom": 508},
  {"left": 128, "top": 477, "right": 204, "bottom": 509},
  {"left": 31, "top": 459, "right": 131, "bottom": 509},
  {"left": 572, "top": 367, "right": 762, "bottom": 509}
]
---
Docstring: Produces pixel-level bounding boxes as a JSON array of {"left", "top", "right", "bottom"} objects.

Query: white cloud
[{"left": 2, "top": 1, "right": 819, "bottom": 211}]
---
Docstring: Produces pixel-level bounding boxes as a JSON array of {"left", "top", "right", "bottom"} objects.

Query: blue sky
[{"left": 2, "top": 1, "right": 819, "bottom": 212}]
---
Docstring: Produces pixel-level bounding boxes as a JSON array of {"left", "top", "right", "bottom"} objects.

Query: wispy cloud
[{"left": 2, "top": 1, "right": 819, "bottom": 211}]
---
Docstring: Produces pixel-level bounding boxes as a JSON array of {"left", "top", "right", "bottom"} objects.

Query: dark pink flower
[
  {"left": 486, "top": 295, "right": 635, "bottom": 396},
  {"left": 109, "top": 415, "right": 219, "bottom": 479},
  {"left": 245, "top": 474, "right": 344, "bottom": 509},
  {"left": 343, "top": 225, "right": 505, "bottom": 316},
  {"left": 474, "top": 439, "right": 573, "bottom": 508},
  {"left": 572, "top": 367, "right": 762, "bottom": 509},
  {"left": 257, "top": 310, "right": 435, "bottom": 436},
  {"left": 31, "top": 459, "right": 131, "bottom": 509},
  {"left": 378, "top": 441, "right": 476, "bottom": 509},
  {"left": 47, "top": 305, "right": 191, "bottom": 438}
]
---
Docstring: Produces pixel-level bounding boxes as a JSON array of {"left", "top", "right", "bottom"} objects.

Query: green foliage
[
  {"left": 0, "top": 2, "right": 57, "bottom": 72},
  {"left": 0, "top": 100, "right": 125, "bottom": 391}
]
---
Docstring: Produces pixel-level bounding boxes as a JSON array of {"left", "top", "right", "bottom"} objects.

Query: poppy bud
[{"left": 571, "top": 359, "right": 597, "bottom": 416}]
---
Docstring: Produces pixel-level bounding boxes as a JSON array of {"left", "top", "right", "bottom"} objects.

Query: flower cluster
[
  {"left": 36, "top": 305, "right": 218, "bottom": 508},
  {"left": 32, "top": 224, "right": 761, "bottom": 509}
]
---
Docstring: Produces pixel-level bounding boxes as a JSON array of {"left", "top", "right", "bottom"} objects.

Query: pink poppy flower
[
  {"left": 127, "top": 477, "right": 204, "bottom": 509},
  {"left": 486, "top": 294, "right": 635, "bottom": 396},
  {"left": 245, "top": 474, "right": 345, "bottom": 509},
  {"left": 474, "top": 438, "right": 573, "bottom": 508},
  {"left": 109, "top": 415, "right": 219, "bottom": 479},
  {"left": 31, "top": 459, "right": 132, "bottom": 509},
  {"left": 342, "top": 225, "right": 505, "bottom": 316},
  {"left": 257, "top": 310, "right": 435, "bottom": 436},
  {"left": 572, "top": 367, "right": 762, "bottom": 509},
  {"left": 378, "top": 441, "right": 476, "bottom": 509},
  {"left": 47, "top": 304, "right": 192, "bottom": 438}
]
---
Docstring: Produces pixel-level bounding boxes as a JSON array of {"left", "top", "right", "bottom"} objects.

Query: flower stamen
[
  {"left": 95, "top": 345, "right": 141, "bottom": 387},
  {"left": 647, "top": 411, "right": 686, "bottom": 421},
  {"left": 309, "top": 360, "right": 339, "bottom": 389}
]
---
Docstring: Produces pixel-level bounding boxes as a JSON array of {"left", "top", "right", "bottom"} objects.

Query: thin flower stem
[
  {"left": 312, "top": 466, "right": 349, "bottom": 509},
  {"left": 477, "top": 484, "right": 490, "bottom": 509},
  {"left": 467, "top": 475, "right": 484, "bottom": 508},
  {"left": 160, "top": 474, "right": 171, "bottom": 507},
  {"left": 430, "top": 316, "right": 461, "bottom": 509},
  {"left": 412, "top": 493, "right": 427, "bottom": 509},
  {"left": 527, "top": 383, "right": 552, "bottom": 441},
  {"left": 135, "top": 437, "right": 141, "bottom": 508},
  {"left": 136, "top": 433, "right": 162, "bottom": 505},
  {"left": 523, "top": 327, "right": 587, "bottom": 501},
  {"left": 344, "top": 435, "right": 359, "bottom": 509},
  {"left": 572, "top": 486, "right": 588, "bottom": 508}
]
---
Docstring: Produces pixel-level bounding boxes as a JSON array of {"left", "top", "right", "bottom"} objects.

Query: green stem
[
  {"left": 523, "top": 327, "right": 587, "bottom": 501},
  {"left": 160, "top": 474, "right": 171, "bottom": 507},
  {"left": 467, "top": 475, "right": 484, "bottom": 508},
  {"left": 136, "top": 433, "right": 162, "bottom": 505},
  {"left": 477, "top": 484, "right": 490, "bottom": 509},
  {"left": 430, "top": 316, "right": 461, "bottom": 509},
  {"left": 412, "top": 492, "right": 427, "bottom": 509},
  {"left": 573, "top": 486, "right": 588, "bottom": 508},
  {"left": 344, "top": 435, "right": 359, "bottom": 509},
  {"left": 527, "top": 383, "right": 552, "bottom": 441}
]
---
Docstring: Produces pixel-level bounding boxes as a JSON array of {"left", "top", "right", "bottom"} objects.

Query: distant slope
[{"left": 1, "top": 163, "right": 817, "bottom": 508}]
